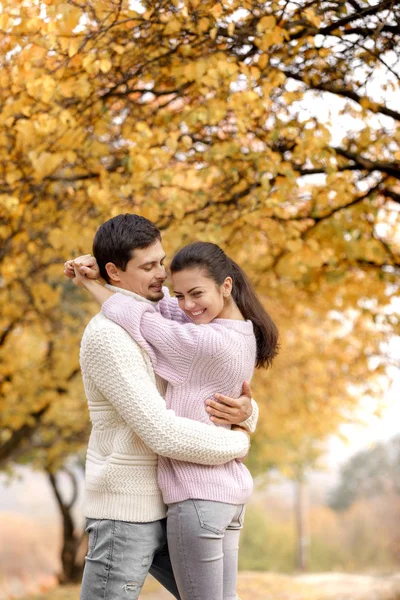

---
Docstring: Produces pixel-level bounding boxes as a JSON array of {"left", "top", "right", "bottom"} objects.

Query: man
[{"left": 64, "top": 214, "right": 258, "bottom": 600}]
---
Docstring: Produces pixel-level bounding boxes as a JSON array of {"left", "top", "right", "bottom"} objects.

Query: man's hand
[
  {"left": 205, "top": 381, "right": 253, "bottom": 426},
  {"left": 64, "top": 254, "right": 101, "bottom": 280}
]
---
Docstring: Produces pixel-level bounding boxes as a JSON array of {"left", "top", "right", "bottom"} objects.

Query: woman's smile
[{"left": 188, "top": 308, "right": 207, "bottom": 318}]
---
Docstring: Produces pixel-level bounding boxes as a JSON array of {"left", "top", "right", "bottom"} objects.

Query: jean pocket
[
  {"left": 85, "top": 518, "right": 100, "bottom": 558},
  {"left": 192, "top": 500, "right": 237, "bottom": 535},
  {"left": 229, "top": 504, "right": 245, "bottom": 530}
]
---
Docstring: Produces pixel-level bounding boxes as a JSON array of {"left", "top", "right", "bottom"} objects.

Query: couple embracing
[{"left": 64, "top": 213, "right": 278, "bottom": 600}]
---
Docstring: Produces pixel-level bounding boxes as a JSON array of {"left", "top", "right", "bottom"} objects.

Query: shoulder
[
  {"left": 82, "top": 312, "right": 127, "bottom": 341},
  {"left": 80, "top": 315, "right": 155, "bottom": 380},
  {"left": 198, "top": 321, "right": 256, "bottom": 354},
  {"left": 208, "top": 320, "right": 255, "bottom": 338},
  {"left": 81, "top": 313, "right": 146, "bottom": 359}
]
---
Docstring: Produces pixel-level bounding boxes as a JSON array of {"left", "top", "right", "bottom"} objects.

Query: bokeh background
[{"left": 1, "top": 1, "right": 399, "bottom": 598}]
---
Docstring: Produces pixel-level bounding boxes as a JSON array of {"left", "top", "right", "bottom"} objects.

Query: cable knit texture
[
  {"left": 102, "top": 288, "right": 256, "bottom": 505},
  {"left": 80, "top": 286, "right": 250, "bottom": 523}
]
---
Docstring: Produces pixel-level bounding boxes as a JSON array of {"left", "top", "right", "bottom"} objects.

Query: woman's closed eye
[{"left": 175, "top": 292, "right": 203, "bottom": 300}]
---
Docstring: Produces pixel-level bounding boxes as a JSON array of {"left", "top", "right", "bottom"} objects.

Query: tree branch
[
  {"left": 0, "top": 318, "right": 21, "bottom": 347},
  {"left": 0, "top": 406, "right": 49, "bottom": 466},
  {"left": 333, "top": 148, "right": 400, "bottom": 179},
  {"left": 344, "top": 25, "right": 400, "bottom": 36},
  {"left": 380, "top": 188, "right": 400, "bottom": 204},
  {"left": 283, "top": 71, "right": 400, "bottom": 122},
  {"left": 318, "top": 0, "right": 393, "bottom": 36}
]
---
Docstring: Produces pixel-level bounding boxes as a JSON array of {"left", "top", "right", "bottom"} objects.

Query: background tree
[
  {"left": 1, "top": 2, "right": 399, "bottom": 561},
  {"left": 46, "top": 461, "right": 87, "bottom": 584},
  {"left": 328, "top": 435, "right": 400, "bottom": 562},
  {"left": 329, "top": 435, "right": 400, "bottom": 511}
]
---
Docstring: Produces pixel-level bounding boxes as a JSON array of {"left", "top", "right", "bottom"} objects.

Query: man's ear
[{"left": 105, "top": 262, "right": 121, "bottom": 283}]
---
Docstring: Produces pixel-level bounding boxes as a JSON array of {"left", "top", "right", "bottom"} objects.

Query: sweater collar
[
  {"left": 212, "top": 318, "right": 254, "bottom": 334},
  {"left": 105, "top": 284, "right": 157, "bottom": 306}
]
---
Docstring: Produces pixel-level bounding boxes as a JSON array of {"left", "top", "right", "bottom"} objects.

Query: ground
[{"left": 21, "top": 572, "right": 400, "bottom": 600}]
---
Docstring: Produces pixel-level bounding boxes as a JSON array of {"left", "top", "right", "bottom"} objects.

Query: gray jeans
[
  {"left": 167, "top": 500, "right": 245, "bottom": 600},
  {"left": 80, "top": 517, "right": 180, "bottom": 600}
]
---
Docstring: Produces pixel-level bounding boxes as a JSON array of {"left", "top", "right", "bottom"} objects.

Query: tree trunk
[
  {"left": 294, "top": 477, "right": 309, "bottom": 572},
  {"left": 47, "top": 469, "right": 85, "bottom": 584}
]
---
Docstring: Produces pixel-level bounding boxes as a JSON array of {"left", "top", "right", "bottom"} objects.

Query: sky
[{"left": 327, "top": 359, "right": 400, "bottom": 468}]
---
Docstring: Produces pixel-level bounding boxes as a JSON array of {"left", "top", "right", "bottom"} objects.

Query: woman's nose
[{"left": 184, "top": 298, "right": 196, "bottom": 311}]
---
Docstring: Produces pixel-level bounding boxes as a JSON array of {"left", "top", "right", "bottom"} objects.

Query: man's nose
[{"left": 155, "top": 265, "right": 167, "bottom": 279}]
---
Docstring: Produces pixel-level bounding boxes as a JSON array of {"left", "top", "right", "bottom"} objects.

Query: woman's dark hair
[
  {"left": 170, "top": 242, "right": 279, "bottom": 369},
  {"left": 93, "top": 213, "right": 161, "bottom": 283}
]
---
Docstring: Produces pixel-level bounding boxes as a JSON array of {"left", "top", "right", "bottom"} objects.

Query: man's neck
[{"left": 105, "top": 284, "right": 157, "bottom": 305}]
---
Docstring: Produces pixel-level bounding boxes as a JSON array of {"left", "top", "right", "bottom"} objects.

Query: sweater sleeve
[
  {"left": 157, "top": 287, "right": 191, "bottom": 324},
  {"left": 239, "top": 399, "right": 259, "bottom": 433},
  {"left": 102, "top": 293, "right": 222, "bottom": 384},
  {"left": 81, "top": 324, "right": 249, "bottom": 463}
]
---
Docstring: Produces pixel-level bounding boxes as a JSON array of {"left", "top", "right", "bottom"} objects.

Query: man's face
[{"left": 106, "top": 240, "right": 167, "bottom": 301}]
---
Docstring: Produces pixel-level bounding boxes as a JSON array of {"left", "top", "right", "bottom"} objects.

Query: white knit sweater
[{"left": 80, "top": 286, "right": 255, "bottom": 523}]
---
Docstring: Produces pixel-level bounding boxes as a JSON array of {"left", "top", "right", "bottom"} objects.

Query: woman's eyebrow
[{"left": 174, "top": 287, "right": 203, "bottom": 294}]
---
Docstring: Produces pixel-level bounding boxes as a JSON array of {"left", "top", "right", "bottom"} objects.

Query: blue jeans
[
  {"left": 80, "top": 517, "right": 180, "bottom": 599},
  {"left": 167, "top": 500, "right": 245, "bottom": 600}
]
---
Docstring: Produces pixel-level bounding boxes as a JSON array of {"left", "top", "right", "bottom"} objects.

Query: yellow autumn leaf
[
  {"left": 26, "top": 75, "right": 57, "bottom": 103},
  {"left": 0, "top": 195, "right": 19, "bottom": 214},
  {"left": 257, "top": 27, "right": 286, "bottom": 50},
  {"left": 100, "top": 57, "right": 112, "bottom": 73},
  {"left": 198, "top": 17, "right": 210, "bottom": 33},
  {"left": 210, "top": 3, "right": 222, "bottom": 19},
  {"left": 359, "top": 97, "right": 380, "bottom": 112},
  {"left": 139, "top": 203, "right": 161, "bottom": 222},
  {"left": 164, "top": 17, "right": 182, "bottom": 35},
  {"left": 32, "top": 282, "right": 61, "bottom": 310},
  {"left": 48, "top": 228, "right": 65, "bottom": 250},
  {"left": 68, "top": 37, "right": 81, "bottom": 57},
  {"left": 257, "top": 15, "right": 276, "bottom": 33},
  {"left": 304, "top": 8, "right": 321, "bottom": 27},
  {"left": 28, "top": 151, "right": 64, "bottom": 180}
]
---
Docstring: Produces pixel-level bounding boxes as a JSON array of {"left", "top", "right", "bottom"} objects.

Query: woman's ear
[
  {"left": 105, "top": 262, "right": 121, "bottom": 283},
  {"left": 223, "top": 276, "right": 233, "bottom": 297}
]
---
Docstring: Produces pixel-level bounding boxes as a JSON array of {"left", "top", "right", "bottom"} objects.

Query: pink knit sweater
[{"left": 102, "top": 290, "right": 255, "bottom": 505}]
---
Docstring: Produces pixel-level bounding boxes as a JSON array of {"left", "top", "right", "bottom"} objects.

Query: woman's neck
[{"left": 217, "top": 297, "right": 245, "bottom": 321}]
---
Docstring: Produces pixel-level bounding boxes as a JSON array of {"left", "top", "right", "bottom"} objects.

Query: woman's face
[{"left": 172, "top": 268, "right": 231, "bottom": 324}]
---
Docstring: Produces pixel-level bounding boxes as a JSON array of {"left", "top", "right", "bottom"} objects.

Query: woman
[{"left": 72, "top": 241, "right": 278, "bottom": 600}]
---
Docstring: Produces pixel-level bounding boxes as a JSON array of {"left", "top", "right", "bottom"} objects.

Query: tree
[
  {"left": 47, "top": 462, "right": 87, "bottom": 583},
  {"left": 1, "top": 0, "right": 398, "bottom": 493},
  {"left": 328, "top": 436, "right": 400, "bottom": 563},
  {"left": 329, "top": 435, "right": 400, "bottom": 511}
]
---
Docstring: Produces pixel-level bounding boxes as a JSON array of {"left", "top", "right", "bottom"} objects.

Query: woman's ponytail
[{"left": 229, "top": 259, "right": 279, "bottom": 368}]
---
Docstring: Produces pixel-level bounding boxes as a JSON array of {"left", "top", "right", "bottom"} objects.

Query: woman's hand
[
  {"left": 64, "top": 254, "right": 101, "bottom": 281},
  {"left": 70, "top": 262, "right": 114, "bottom": 305},
  {"left": 73, "top": 262, "right": 90, "bottom": 288}
]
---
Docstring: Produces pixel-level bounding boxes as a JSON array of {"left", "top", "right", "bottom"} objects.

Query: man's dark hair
[{"left": 93, "top": 214, "right": 161, "bottom": 283}]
